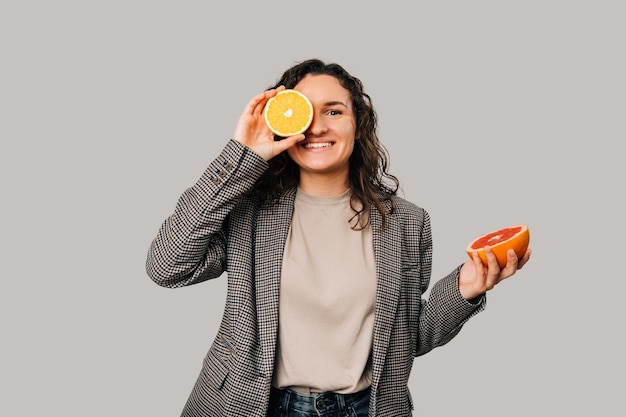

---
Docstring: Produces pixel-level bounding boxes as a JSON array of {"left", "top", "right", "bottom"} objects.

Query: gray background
[{"left": 2, "top": 1, "right": 624, "bottom": 415}]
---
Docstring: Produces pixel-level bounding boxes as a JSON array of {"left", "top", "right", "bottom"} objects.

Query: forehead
[{"left": 294, "top": 74, "right": 351, "bottom": 104}]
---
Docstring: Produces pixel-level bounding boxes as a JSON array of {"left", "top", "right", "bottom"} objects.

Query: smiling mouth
[{"left": 301, "top": 142, "right": 333, "bottom": 149}]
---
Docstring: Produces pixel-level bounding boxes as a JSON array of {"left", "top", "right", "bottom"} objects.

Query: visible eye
[{"left": 327, "top": 109, "right": 342, "bottom": 116}]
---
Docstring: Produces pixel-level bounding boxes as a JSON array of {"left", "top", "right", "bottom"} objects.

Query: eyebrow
[{"left": 324, "top": 100, "right": 349, "bottom": 108}]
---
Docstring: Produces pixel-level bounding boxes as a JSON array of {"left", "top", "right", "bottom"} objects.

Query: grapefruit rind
[
  {"left": 465, "top": 224, "right": 530, "bottom": 268},
  {"left": 263, "top": 89, "right": 313, "bottom": 137}
]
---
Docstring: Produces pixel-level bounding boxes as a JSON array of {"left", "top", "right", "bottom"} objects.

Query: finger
[
  {"left": 483, "top": 246, "right": 501, "bottom": 286},
  {"left": 255, "top": 86, "right": 290, "bottom": 117},
  {"left": 258, "top": 85, "right": 287, "bottom": 109},
  {"left": 517, "top": 248, "right": 532, "bottom": 269},
  {"left": 254, "top": 90, "right": 279, "bottom": 116},
  {"left": 472, "top": 251, "right": 485, "bottom": 279},
  {"left": 272, "top": 134, "right": 305, "bottom": 154},
  {"left": 245, "top": 91, "right": 272, "bottom": 116},
  {"left": 500, "top": 249, "right": 520, "bottom": 277},
  {"left": 484, "top": 246, "right": 500, "bottom": 271}
]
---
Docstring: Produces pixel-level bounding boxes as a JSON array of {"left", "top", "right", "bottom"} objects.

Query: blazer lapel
[
  {"left": 254, "top": 188, "right": 296, "bottom": 376},
  {"left": 370, "top": 204, "right": 402, "bottom": 387}
]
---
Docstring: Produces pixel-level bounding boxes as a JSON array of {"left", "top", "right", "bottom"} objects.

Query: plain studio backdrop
[{"left": 1, "top": 1, "right": 624, "bottom": 416}]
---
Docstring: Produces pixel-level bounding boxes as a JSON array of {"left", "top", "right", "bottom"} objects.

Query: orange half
[
  {"left": 466, "top": 224, "right": 530, "bottom": 268},
  {"left": 264, "top": 89, "right": 313, "bottom": 137}
]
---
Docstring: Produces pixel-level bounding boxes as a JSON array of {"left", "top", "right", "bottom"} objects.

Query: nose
[{"left": 305, "top": 111, "right": 328, "bottom": 136}]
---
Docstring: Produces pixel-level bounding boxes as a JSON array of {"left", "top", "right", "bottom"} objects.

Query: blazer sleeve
[
  {"left": 145, "top": 139, "right": 268, "bottom": 288},
  {"left": 414, "top": 210, "right": 486, "bottom": 357}
]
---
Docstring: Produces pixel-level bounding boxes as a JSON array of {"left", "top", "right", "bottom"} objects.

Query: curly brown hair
[{"left": 252, "top": 58, "right": 399, "bottom": 229}]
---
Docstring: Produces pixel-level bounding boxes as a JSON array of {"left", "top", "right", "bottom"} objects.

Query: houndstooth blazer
[{"left": 146, "top": 140, "right": 485, "bottom": 417}]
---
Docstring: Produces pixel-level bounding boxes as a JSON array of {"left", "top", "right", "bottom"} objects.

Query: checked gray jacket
[{"left": 146, "top": 139, "right": 485, "bottom": 417}]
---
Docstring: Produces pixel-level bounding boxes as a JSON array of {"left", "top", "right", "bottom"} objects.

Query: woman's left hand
[{"left": 458, "top": 246, "right": 532, "bottom": 301}]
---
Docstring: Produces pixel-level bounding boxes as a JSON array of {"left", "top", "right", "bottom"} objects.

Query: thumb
[{"left": 273, "top": 134, "right": 305, "bottom": 154}]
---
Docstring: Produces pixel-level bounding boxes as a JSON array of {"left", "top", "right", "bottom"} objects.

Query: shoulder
[
  {"left": 385, "top": 195, "right": 431, "bottom": 236},
  {"left": 390, "top": 195, "right": 428, "bottom": 218}
]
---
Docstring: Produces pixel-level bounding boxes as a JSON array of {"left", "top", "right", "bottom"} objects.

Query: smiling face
[{"left": 287, "top": 74, "right": 357, "bottom": 190}]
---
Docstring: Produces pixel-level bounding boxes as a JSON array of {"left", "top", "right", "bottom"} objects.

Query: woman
[{"left": 146, "top": 59, "right": 531, "bottom": 417}]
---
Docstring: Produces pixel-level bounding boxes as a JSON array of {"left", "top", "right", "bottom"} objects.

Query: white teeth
[{"left": 303, "top": 142, "right": 332, "bottom": 149}]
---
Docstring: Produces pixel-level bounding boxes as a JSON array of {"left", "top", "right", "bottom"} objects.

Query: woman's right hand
[{"left": 232, "top": 86, "right": 305, "bottom": 161}]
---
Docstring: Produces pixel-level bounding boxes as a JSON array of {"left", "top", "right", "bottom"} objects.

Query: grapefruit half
[{"left": 466, "top": 224, "right": 530, "bottom": 268}]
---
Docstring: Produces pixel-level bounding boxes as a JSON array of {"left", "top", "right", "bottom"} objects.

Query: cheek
[{"left": 337, "top": 121, "right": 357, "bottom": 144}]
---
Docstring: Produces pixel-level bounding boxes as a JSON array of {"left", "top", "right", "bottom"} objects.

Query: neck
[{"left": 298, "top": 171, "right": 350, "bottom": 197}]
